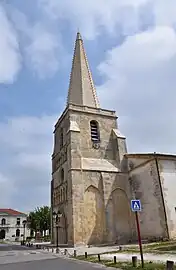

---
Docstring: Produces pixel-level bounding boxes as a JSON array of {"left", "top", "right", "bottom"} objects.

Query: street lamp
[
  {"left": 53, "top": 211, "right": 62, "bottom": 252},
  {"left": 22, "top": 220, "right": 27, "bottom": 245}
]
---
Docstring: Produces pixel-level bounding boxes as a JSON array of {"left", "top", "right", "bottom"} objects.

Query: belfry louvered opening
[{"left": 90, "top": 120, "right": 100, "bottom": 142}]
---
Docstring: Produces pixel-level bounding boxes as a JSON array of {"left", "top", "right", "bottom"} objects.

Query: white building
[{"left": 0, "top": 208, "right": 30, "bottom": 241}]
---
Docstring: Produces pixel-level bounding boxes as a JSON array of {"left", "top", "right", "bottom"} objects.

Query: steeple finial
[
  {"left": 67, "top": 32, "right": 100, "bottom": 108},
  {"left": 76, "top": 31, "right": 82, "bottom": 40}
]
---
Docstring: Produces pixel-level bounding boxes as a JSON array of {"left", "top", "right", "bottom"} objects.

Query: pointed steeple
[{"left": 67, "top": 32, "right": 100, "bottom": 108}]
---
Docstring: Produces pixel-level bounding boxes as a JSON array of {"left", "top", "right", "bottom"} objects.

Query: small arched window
[
  {"left": 1, "top": 218, "right": 6, "bottom": 225},
  {"left": 16, "top": 229, "right": 20, "bottom": 237},
  {"left": 90, "top": 120, "right": 100, "bottom": 142},
  {"left": 61, "top": 168, "right": 64, "bottom": 183},
  {"left": 60, "top": 128, "right": 64, "bottom": 149}
]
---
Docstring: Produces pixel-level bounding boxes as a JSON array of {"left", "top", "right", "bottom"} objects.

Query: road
[{"left": 0, "top": 244, "right": 111, "bottom": 270}]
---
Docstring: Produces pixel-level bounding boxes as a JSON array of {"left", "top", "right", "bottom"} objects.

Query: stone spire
[{"left": 67, "top": 32, "right": 99, "bottom": 108}]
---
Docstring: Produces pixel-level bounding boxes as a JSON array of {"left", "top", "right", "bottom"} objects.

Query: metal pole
[
  {"left": 56, "top": 225, "right": 59, "bottom": 248},
  {"left": 135, "top": 212, "right": 144, "bottom": 268}
]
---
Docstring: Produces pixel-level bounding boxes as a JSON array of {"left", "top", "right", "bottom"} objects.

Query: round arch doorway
[{"left": 0, "top": 229, "right": 5, "bottom": 239}]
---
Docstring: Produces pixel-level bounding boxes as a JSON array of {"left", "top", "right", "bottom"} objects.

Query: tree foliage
[{"left": 27, "top": 206, "right": 51, "bottom": 236}]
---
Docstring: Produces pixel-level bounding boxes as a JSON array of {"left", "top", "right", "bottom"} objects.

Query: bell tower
[{"left": 51, "top": 32, "right": 129, "bottom": 246}]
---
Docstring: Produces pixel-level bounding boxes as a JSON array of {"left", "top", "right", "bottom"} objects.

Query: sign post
[{"left": 131, "top": 199, "right": 144, "bottom": 268}]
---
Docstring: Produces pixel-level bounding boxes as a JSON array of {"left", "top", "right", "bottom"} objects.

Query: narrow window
[
  {"left": 16, "top": 229, "right": 20, "bottom": 237},
  {"left": 90, "top": 120, "right": 100, "bottom": 142},
  {"left": 63, "top": 187, "right": 65, "bottom": 201},
  {"left": 17, "top": 218, "right": 20, "bottom": 225},
  {"left": 61, "top": 168, "right": 64, "bottom": 183},
  {"left": 61, "top": 188, "right": 63, "bottom": 202},
  {"left": 65, "top": 186, "right": 68, "bottom": 201},
  {"left": 60, "top": 128, "right": 64, "bottom": 149},
  {"left": 58, "top": 190, "right": 60, "bottom": 203},
  {"left": 1, "top": 218, "right": 6, "bottom": 225},
  {"left": 53, "top": 190, "right": 56, "bottom": 205}
]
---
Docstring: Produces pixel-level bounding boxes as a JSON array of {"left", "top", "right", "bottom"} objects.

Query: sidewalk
[{"left": 32, "top": 242, "right": 176, "bottom": 264}]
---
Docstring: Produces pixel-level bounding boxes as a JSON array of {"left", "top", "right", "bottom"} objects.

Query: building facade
[
  {"left": 51, "top": 32, "right": 176, "bottom": 246},
  {"left": 0, "top": 209, "right": 30, "bottom": 241}
]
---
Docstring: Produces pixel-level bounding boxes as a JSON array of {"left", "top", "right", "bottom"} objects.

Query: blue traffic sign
[{"left": 131, "top": 199, "right": 141, "bottom": 212}]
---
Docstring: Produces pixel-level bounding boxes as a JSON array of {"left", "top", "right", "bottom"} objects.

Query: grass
[
  {"left": 132, "top": 241, "right": 176, "bottom": 254},
  {"left": 0, "top": 240, "right": 6, "bottom": 244},
  {"left": 73, "top": 241, "right": 176, "bottom": 269},
  {"left": 76, "top": 255, "right": 174, "bottom": 269},
  {"left": 99, "top": 241, "right": 176, "bottom": 255}
]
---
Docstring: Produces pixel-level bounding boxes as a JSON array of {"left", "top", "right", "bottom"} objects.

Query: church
[{"left": 51, "top": 32, "right": 176, "bottom": 246}]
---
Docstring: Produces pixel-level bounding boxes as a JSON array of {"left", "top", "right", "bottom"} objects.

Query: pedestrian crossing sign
[{"left": 131, "top": 199, "right": 141, "bottom": 212}]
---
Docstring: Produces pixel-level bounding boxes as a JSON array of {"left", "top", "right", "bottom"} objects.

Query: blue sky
[{"left": 0, "top": 0, "right": 176, "bottom": 212}]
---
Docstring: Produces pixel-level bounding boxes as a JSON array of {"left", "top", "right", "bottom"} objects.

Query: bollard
[
  {"left": 85, "top": 252, "right": 87, "bottom": 259},
  {"left": 114, "top": 256, "right": 116, "bottom": 264},
  {"left": 52, "top": 248, "right": 54, "bottom": 253},
  {"left": 74, "top": 250, "right": 77, "bottom": 257},
  {"left": 98, "top": 254, "right": 101, "bottom": 262},
  {"left": 64, "top": 249, "right": 67, "bottom": 255},
  {"left": 132, "top": 256, "right": 138, "bottom": 267},
  {"left": 166, "top": 260, "right": 174, "bottom": 270}
]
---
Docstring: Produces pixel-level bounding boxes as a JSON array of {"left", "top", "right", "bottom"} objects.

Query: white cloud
[
  {"left": 0, "top": 4, "right": 21, "bottom": 83},
  {"left": 38, "top": 0, "right": 176, "bottom": 41},
  {"left": 39, "top": 0, "right": 149, "bottom": 39},
  {"left": 97, "top": 26, "right": 176, "bottom": 153},
  {"left": 8, "top": 5, "right": 62, "bottom": 78},
  {"left": 0, "top": 173, "right": 16, "bottom": 207},
  {"left": 152, "top": 0, "right": 176, "bottom": 27},
  {"left": 1, "top": 0, "right": 176, "bottom": 211},
  {"left": 25, "top": 26, "right": 59, "bottom": 78},
  {"left": 0, "top": 115, "right": 57, "bottom": 211}
]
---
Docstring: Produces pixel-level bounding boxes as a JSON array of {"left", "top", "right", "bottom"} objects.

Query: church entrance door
[{"left": 58, "top": 214, "right": 67, "bottom": 244}]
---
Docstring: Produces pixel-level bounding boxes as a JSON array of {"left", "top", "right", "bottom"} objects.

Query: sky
[{"left": 0, "top": 0, "right": 176, "bottom": 212}]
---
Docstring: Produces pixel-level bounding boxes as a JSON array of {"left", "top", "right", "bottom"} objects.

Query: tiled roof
[{"left": 0, "top": 208, "right": 26, "bottom": 216}]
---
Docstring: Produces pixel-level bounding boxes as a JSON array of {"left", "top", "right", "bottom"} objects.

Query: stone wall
[
  {"left": 159, "top": 159, "right": 176, "bottom": 239},
  {"left": 69, "top": 110, "right": 118, "bottom": 161},
  {"left": 71, "top": 169, "right": 135, "bottom": 246},
  {"left": 128, "top": 158, "right": 167, "bottom": 240}
]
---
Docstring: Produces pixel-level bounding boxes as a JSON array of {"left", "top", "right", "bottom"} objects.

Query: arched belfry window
[
  {"left": 60, "top": 128, "right": 63, "bottom": 149},
  {"left": 90, "top": 120, "right": 100, "bottom": 142},
  {"left": 61, "top": 168, "right": 64, "bottom": 183}
]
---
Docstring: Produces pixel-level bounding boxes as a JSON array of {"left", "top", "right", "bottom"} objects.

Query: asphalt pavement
[
  {"left": 0, "top": 257, "right": 114, "bottom": 270},
  {"left": 0, "top": 244, "right": 113, "bottom": 270}
]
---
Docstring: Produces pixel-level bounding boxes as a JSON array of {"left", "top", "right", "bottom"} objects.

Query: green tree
[{"left": 27, "top": 206, "right": 51, "bottom": 237}]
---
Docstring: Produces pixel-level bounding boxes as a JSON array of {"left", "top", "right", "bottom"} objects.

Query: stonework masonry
[{"left": 51, "top": 32, "right": 176, "bottom": 247}]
